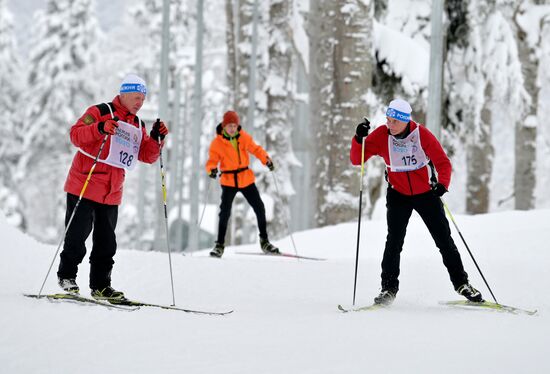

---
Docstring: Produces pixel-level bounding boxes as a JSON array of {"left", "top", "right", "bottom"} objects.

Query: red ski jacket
[
  {"left": 64, "top": 95, "right": 162, "bottom": 205},
  {"left": 350, "top": 120, "right": 451, "bottom": 196}
]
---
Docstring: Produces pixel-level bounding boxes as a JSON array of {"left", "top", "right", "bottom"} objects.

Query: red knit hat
[{"left": 222, "top": 111, "right": 240, "bottom": 127}]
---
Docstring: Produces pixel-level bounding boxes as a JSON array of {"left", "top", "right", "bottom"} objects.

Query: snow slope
[{"left": 1, "top": 209, "right": 549, "bottom": 374}]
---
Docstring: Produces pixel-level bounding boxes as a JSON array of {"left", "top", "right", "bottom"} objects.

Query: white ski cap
[
  {"left": 386, "top": 98, "right": 412, "bottom": 123},
  {"left": 120, "top": 74, "right": 147, "bottom": 96}
]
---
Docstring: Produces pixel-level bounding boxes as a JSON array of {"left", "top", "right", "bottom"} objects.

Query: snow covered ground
[{"left": 1, "top": 209, "right": 549, "bottom": 374}]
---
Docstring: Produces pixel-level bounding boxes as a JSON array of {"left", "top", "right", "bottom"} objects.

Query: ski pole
[
  {"left": 156, "top": 118, "right": 176, "bottom": 306},
  {"left": 38, "top": 134, "right": 110, "bottom": 297},
  {"left": 352, "top": 134, "right": 367, "bottom": 306},
  {"left": 442, "top": 200, "right": 499, "bottom": 304},
  {"left": 270, "top": 168, "right": 299, "bottom": 256},
  {"left": 197, "top": 177, "right": 212, "bottom": 227}
]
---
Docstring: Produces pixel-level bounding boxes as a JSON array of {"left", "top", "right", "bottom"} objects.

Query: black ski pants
[
  {"left": 57, "top": 193, "right": 118, "bottom": 290},
  {"left": 380, "top": 187, "right": 468, "bottom": 293},
  {"left": 217, "top": 183, "right": 267, "bottom": 244}
]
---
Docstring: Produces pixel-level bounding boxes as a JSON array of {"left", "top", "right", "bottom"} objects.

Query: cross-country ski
[
  {"left": 108, "top": 298, "right": 234, "bottom": 315},
  {"left": 24, "top": 293, "right": 139, "bottom": 311},
  {"left": 439, "top": 300, "right": 537, "bottom": 316},
  {"left": 337, "top": 303, "right": 387, "bottom": 313},
  {"left": 234, "top": 251, "right": 326, "bottom": 261}
]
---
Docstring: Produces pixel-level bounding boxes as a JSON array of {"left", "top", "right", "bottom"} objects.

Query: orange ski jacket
[{"left": 206, "top": 124, "right": 269, "bottom": 188}]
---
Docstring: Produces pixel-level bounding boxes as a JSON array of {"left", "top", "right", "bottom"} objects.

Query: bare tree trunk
[
  {"left": 225, "top": 0, "right": 237, "bottom": 108},
  {"left": 310, "top": 0, "right": 373, "bottom": 227},
  {"left": 231, "top": 0, "right": 268, "bottom": 244},
  {"left": 265, "top": 0, "right": 294, "bottom": 239},
  {"left": 466, "top": 83, "right": 494, "bottom": 213},
  {"left": 236, "top": 0, "right": 253, "bottom": 118},
  {"left": 513, "top": 1, "right": 538, "bottom": 210}
]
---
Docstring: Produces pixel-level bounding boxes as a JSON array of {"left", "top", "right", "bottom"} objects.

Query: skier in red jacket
[
  {"left": 57, "top": 74, "right": 168, "bottom": 300},
  {"left": 350, "top": 98, "right": 482, "bottom": 305}
]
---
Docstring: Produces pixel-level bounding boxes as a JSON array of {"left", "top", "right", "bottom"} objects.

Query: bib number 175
[{"left": 401, "top": 155, "right": 417, "bottom": 166}]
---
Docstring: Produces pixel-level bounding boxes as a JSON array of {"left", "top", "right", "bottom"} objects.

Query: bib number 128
[{"left": 119, "top": 151, "right": 134, "bottom": 167}]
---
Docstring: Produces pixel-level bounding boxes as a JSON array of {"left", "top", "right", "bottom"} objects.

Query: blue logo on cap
[
  {"left": 120, "top": 83, "right": 147, "bottom": 95},
  {"left": 386, "top": 108, "right": 410, "bottom": 122}
]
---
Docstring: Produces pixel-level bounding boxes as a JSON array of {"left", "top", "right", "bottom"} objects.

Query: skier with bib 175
[
  {"left": 350, "top": 98, "right": 483, "bottom": 306},
  {"left": 57, "top": 74, "right": 168, "bottom": 301},
  {"left": 206, "top": 110, "right": 280, "bottom": 258}
]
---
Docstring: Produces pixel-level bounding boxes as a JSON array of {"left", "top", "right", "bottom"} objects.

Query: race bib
[
  {"left": 101, "top": 120, "right": 142, "bottom": 171},
  {"left": 387, "top": 127, "right": 428, "bottom": 172}
]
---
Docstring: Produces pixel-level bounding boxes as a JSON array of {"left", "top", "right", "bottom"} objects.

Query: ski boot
[
  {"left": 374, "top": 289, "right": 396, "bottom": 306},
  {"left": 91, "top": 286, "right": 125, "bottom": 301},
  {"left": 456, "top": 283, "right": 483, "bottom": 302},
  {"left": 260, "top": 238, "right": 279, "bottom": 255},
  {"left": 58, "top": 277, "right": 79, "bottom": 294},
  {"left": 210, "top": 242, "right": 225, "bottom": 258}
]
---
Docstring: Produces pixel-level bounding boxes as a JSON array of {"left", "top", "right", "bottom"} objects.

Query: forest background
[{"left": 1, "top": 0, "right": 549, "bottom": 252}]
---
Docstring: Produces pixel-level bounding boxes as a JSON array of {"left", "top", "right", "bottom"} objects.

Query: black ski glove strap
[
  {"left": 355, "top": 118, "right": 371, "bottom": 143},
  {"left": 432, "top": 183, "right": 447, "bottom": 197},
  {"left": 150, "top": 119, "right": 165, "bottom": 141}
]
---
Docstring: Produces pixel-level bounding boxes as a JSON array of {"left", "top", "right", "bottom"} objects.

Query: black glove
[
  {"left": 432, "top": 183, "right": 447, "bottom": 197},
  {"left": 98, "top": 116, "right": 119, "bottom": 135},
  {"left": 150, "top": 118, "right": 168, "bottom": 141},
  {"left": 354, "top": 117, "right": 371, "bottom": 143},
  {"left": 209, "top": 168, "right": 218, "bottom": 179},
  {"left": 266, "top": 159, "right": 274, "bottom": 171}
]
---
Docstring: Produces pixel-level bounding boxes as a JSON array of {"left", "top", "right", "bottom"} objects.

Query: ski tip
[
  {"left": 337, "top": 304, "right": 349, "bottom": 313},
  {"left": 187, "top": 309, "right": 234, "bottom": 316},
  {"left": 440, "top": 300, "right": 538, "bottom": 316}
]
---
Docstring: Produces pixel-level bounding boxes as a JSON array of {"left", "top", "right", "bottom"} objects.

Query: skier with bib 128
[
  {"left": 350, "top": 98, "right": 483, "bottom": 306},
  {"left": 206, "top": 110, "right": 279, "bottom": 258},
  {"left": 57, "top": 74, "right": 168, "bottom": 301}
]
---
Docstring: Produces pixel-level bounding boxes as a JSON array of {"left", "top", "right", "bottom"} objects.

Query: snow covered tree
[
  {"left": 263, "top": 0, "right": 298, "bottom": 238},
  {"left": 445, "top": 0, "right": 495, "bottom": 214},
  {"left": 446, "top": 0, "right": 543, "bottom": 214},
  {"left": 309, "top": 0, "right": 374, "bottom": 226},
  {"left": 374, "top": 0, "right": 388, "bottom": 21},
  {"left": 126, "top": 0, "right": 190, "bottom": 98},
  {"left": 234, "top": 0, "right": 269, "bottom": 125},
  {"left": 535, "top": 8, "right": 550, "bottom": 207},
  {"left": 511, "top": 0, "right": 548, "bottom": 210},
  {"left": 19, "top": 0, "right": 100, "bottom": 241},
  {"left": 225, "top": 0, "right": 238, "bottom": 108},
  {"left": 0, "top": 0, "right": 21, "bottom": 129},
  {"left": 0, "top": 0, "right": 26, "bottom": 229}
]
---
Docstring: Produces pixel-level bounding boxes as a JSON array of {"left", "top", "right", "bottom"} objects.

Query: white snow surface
[{"left": 1, "top": 209, "right": 549, "bottom": 374}]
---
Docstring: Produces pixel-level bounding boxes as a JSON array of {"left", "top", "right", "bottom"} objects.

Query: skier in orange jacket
[{"left": 205, "top": 111, "right": 279, "bottom": 258}]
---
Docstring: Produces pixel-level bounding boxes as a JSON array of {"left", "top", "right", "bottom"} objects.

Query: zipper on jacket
[
  {"left": 236, "top": 139, "right": 242, "bottom": 165},
  {"left": 406, "top": 171, "right": 413, "bottom": 195},
  {"left": 236, "top": 140, "right": 241, "bottom": 188}
]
